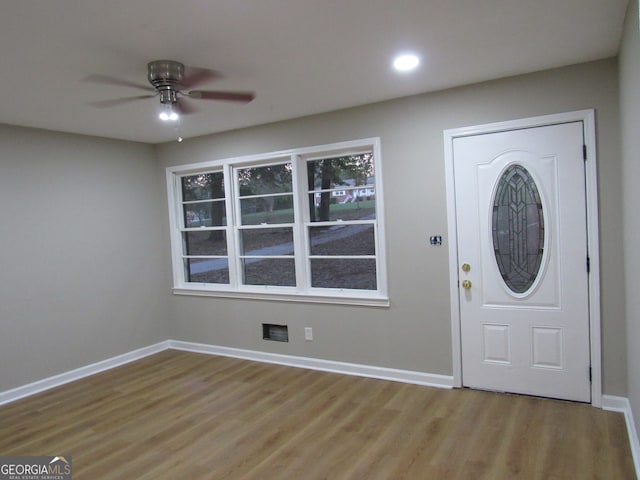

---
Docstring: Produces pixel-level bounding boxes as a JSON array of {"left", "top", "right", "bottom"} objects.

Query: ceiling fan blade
[
  {"left": 175, "top": 97, "right": 198, "bottom": 115},
  {"left": 88, "top": 94, "right": 156, "bottom": 108},
  {"left": 83, "top": 74, "right": 155, "bottom": 93},
  {"left": 180, "top": 67, "right": 221, "bottom": 90},
  {"left": 188, "top": 90, "right": 255, "bottom": 103}
]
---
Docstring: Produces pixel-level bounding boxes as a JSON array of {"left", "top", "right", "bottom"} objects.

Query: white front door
[{"left": 452, "top": 121, "right": 591, "bottom": 402}]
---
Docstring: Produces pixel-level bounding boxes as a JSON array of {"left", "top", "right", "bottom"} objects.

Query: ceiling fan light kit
[{"left": 158, "top": 106, "right": 179, "bottom": 122}]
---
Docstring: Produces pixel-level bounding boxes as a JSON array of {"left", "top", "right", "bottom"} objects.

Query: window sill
[{"left": 171, "top": 286, "right": 390, "bottom": 307}]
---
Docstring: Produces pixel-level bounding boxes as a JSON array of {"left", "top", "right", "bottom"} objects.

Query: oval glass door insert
[{"left": 492, "top": 164, "right": 545, "bottom": 294}]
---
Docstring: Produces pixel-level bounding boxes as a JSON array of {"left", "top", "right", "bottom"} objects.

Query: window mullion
[
  {"left": 291, "top": 154, "right": 308, "bottom": 291},
  {"left": 224, "top": 163, "right": 240, "bottom": 288},
  {"left": 182, "top": 198, "right": 225, "bottom": 205},
  {"left": 238, "top": 191, "right": 294, "bottom": 201},
  {"left": 231, "top": 164, "right": 245, "bottom": 286}
]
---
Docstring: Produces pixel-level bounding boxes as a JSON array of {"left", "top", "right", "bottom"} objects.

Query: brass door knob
[{"left": 461, "top": 280, "right": 472, "bottom": 290}]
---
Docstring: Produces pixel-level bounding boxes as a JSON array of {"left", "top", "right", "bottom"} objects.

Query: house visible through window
[{"left": 166, "top": 138, "right": 388, "bottom": 306}]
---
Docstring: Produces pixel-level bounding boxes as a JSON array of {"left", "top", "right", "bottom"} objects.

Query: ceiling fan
[{"left": 86, "top": 60, "right": 255, "bottom": 118}]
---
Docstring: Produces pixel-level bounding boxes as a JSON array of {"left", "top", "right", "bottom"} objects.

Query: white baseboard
[
  {"left": 0, "top": 340, "right": 453, "bottom": 408},
  {"left": 168, "top": 340, "right": 455, "bottom": 389},
  {"left": 603, "top": 395, "right": 640, "bottom": 478},
  {"left": 0, "top": 341, "right": 170, "bottom": 406}
]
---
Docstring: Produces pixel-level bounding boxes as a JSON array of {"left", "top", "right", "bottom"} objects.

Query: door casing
[{"left": 443, "top": 110, "right": 601, "bottom": 406}]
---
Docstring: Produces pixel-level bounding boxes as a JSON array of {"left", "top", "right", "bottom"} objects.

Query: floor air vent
[{"left": 262, "top": 323, "right": 289, "bottom": 342}]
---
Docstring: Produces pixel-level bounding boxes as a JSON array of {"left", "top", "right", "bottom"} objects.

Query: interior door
[{"left": 453, "top": 121, "right": 591, "bottom": 402}]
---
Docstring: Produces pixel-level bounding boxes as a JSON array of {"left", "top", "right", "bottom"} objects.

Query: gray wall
[
  {"left": 0, "top": 125, "right": 170, "bottom": 391},
  {"left": 620, "top": 0, "right": 640, "bottom": 436},
  {"left": 157, "top": 58, "right": 626, "bottom": 395},
  {"left": 0, "top": 57, "right": 627, "bottom": 399}
]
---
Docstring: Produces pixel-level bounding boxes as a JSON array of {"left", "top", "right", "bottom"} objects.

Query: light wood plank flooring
[{"left": 0, "top": 350, "right": 635, "bottom": 479}]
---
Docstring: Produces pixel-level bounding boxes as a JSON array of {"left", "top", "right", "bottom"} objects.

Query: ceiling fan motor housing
[{"left": 147, "top": 60, "right": 184, "bottom": 104}]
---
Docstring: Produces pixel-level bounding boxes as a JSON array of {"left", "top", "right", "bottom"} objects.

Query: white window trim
[{"left": 166, "top": 138, "right": 389, "bottom": 307}]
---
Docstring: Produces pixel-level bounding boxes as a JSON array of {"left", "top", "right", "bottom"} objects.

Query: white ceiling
[{"left": 0, "top": 0, "right": 628, "bottom": 144}]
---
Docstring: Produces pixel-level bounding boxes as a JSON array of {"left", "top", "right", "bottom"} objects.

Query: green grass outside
[{"left": 190, "top": 200, "right": 376, "bottom": 227}]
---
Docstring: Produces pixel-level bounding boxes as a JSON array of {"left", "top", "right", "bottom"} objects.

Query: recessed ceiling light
[{"left": 393, "top": 54, "right": 420, "bottom": 72}]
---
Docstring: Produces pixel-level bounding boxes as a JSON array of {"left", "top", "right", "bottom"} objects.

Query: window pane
[
  {"left": 308, "top": 194, "right": 375, "bottom": 222},
  {"left": 185, "top": 258, "right": 229, "bottom": 284},
  {"left": 183, "top": 231, "right": 227, "bottom": 256},
  {"left": 307, "top": 154, "right": 374, "bottom": 191},
  {"left": 183, "top": 201, "right": 226, "bottom": 227},
  {"left": 492, "top": 164, "right": 545, "bottom": 294},
  {"left": 238, "top": 163, "right": 293, "bottom": 195},
  {"left": 310, "top": 225, "right": 375, "bottom": 256},
  {"left": 182, "top": 172, "right": 225, "bottom": 201},
  {"left": 243, "top": 258, "right": 295, "bottom": 286},
  {"left": 240, "top": 228, "right": 293, "bottom": 256},
  {"left": 240, "top": 195, "right": 294, "bottom": 225},
  {"left": 311, "top": 259, "right": 377, "bottom": 290}
]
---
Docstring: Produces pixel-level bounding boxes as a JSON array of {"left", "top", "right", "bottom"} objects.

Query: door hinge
[
  {"left": 589, "top": 366, "right": 592, "bottom": 382},
  {"left": 586, "top": 256, "right": 590, "bottom": 273},
  {"left": 583, "top": 144, "right": 587, "bottom": 161}
]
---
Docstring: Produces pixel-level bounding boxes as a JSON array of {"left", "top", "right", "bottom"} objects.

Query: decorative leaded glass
[{"left": 492, "top": 164, "right": 545, "bottom": 294}]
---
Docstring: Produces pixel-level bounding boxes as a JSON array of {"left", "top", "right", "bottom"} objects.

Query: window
[
  {"left": 180, "top": 171, "right": 229, "bottom": 284},
  {"left": 166, "top": 138, "right": 388, "bottom": 306}
]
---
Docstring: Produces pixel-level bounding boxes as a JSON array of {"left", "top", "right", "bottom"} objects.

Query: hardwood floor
[{"left": 0, "top": 350, "right": 635, "bottom": 479}]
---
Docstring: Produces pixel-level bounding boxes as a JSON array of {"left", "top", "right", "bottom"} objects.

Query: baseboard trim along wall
[
  {"left": 0, "top": 339, "right": 452, "bottom": 406},
  {"left": 1, "top": 340, "right": 638, "bottom": 480},
  {"left": 168, "top": 340, "right": 455, "bottom": 389},
  {"left": 602, "top": 395, "right": 640, "bottom": 477},
  {"left": 0, "top": 341, "right": 170, "bottom": 406}
]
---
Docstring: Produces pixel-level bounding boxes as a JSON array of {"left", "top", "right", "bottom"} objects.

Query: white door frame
[{"left": 443, "top": 110, "right": 602, "bottom": 407}]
